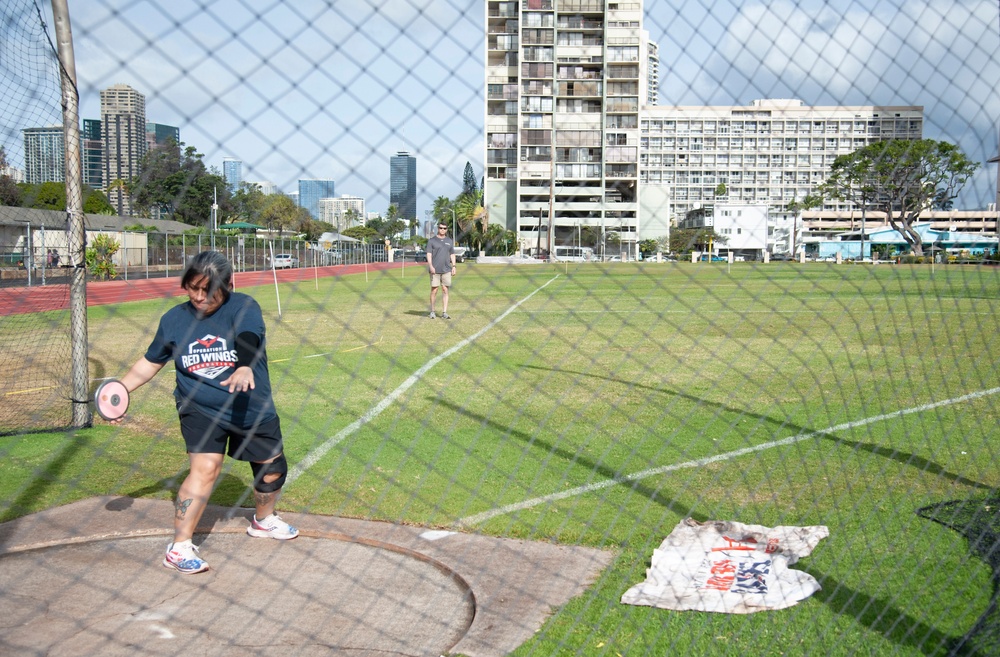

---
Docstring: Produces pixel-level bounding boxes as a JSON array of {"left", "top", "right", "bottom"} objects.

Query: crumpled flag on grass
[{"left": 621, "top": 518, "right": 829, "bottom": 614}]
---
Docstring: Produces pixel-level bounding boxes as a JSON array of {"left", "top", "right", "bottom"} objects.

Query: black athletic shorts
[{"left": 179, "top": 410, "right": 284, "bottom": 462}]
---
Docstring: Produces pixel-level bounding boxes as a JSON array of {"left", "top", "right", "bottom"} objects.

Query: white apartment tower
[
  {"left": 318, "top": 195, "right": 366, "bottom": 232},
  {"left": 100, "top": 84, "right": 147, "bottom": 216},
  {"left": 644, "top": 36, "right": 659, "bottom": 106},
  {"left": 22, "top": 126, "right": 64, "bottom": 184},
  {"left": 485, "top": 0, "right": 650, "bottom": 257}
]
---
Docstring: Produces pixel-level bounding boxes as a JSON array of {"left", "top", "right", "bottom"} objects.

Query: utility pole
[{"left": 211, "top": 186, "right": 218, "bottom": 250}]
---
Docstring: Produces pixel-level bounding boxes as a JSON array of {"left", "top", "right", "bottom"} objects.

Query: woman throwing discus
[{"left": 117, "top": 250, "right": 298, "bottom": 574}]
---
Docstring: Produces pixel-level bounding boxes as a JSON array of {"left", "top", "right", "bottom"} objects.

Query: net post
[{"left": 51, "top": 0, "right": 91, "bottom": 427}]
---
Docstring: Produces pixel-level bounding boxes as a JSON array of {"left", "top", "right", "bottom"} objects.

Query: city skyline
[{"left": 6, "top": 1, "right": 1000, "bottom": 218}]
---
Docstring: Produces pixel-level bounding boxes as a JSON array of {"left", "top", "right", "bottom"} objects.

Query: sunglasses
[{"left": 438, "top": 226, "right": 448, "bottom": 230}]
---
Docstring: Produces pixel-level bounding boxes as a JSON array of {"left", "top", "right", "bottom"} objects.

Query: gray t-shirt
[
  {"left": 426, "top": 234, "right": 455, "bottom": 273},
  {"left": 145, "top": 292, "right": 276, "bottom": 429}
]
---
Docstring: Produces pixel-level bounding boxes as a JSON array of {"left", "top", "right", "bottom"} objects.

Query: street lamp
[{"left": 450, "top": 208, "right": 456, "bottom": 243}]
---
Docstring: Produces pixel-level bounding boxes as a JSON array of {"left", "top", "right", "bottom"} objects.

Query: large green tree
[
  {"left": 16, "top": 181, "right": 113, "bottom": 214},
  {"left": 819, "top": 139, "right": 978, "bottom": 256},
  {"left": 668, "top": 227, "right": 725, "bottom": 254},
  {"left": 130, "top": 139, "right": 232, "bottom": 225},
  {"left": 19, "top": 181, "right": 65, "bottom": 210},
  {"left": 343, "top": 225, "right": 379, "bottom": 242},
  {"left": 462, "top": 161, "right": 477, "bottom": 197},
  {"left": 229, "top": 181, "right": 267, "bottom": 225},
  {"left": 82, "top": 189, "right": 115, "bottom": 214},
  {"left": 259, "top": 194, "right": 300, "bottom": 237},
  {"left": 378, "top": 204, "right": 405, "bottom": 242}
]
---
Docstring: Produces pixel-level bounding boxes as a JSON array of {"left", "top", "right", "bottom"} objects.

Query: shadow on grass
[
  {"left": 800, "top": 567, "right": 982, "bottom": 657},
  {"left": 917, "top": 496, "right": 1000, "bottom": 657},
  {"left": 0, "top": 427, "right": 87, "bottom": 546},
  {"left": 517, "top": 364, "right": 987, "bottom": 656},
  {"left": 820, "top": 435, "right": 991, "bottom": 491},
  {"left": 432, "top": 397, "right": 707, "bottom": 526}
]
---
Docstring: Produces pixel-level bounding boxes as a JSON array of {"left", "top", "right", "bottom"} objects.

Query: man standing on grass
[{"left": 427, "top": 222, "right": 456, "bottom": 319}]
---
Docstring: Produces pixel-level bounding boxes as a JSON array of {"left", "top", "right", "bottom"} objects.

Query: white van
[{"left": 551, "top": 246, "right": 591, "bottom": 262}]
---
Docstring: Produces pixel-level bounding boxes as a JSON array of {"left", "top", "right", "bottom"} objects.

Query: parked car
[
  {"left": 396, "top": 249, "right": 427, "bottom": 262},
  {"left": 453, "top": 246, "right": 468, "bottom": 263},
  {"left": 272, "top": 253, "right": 299, "bottom": 269}
]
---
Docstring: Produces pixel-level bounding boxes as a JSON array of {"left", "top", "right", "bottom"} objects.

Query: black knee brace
[{"left": 250, "top": 454, "right": 288, "bottom": 493}]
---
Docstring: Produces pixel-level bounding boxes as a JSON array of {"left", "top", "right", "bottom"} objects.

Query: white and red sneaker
[
  {"left": 162, "top": 540, "right": 209, "bottom": 574},
  {"left": 247, "top": 513, "right": 299, "bottom": 540}
]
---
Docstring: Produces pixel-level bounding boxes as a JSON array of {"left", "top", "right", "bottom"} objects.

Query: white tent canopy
[{"left": 316, "top": 232, "right": 361, "bottom": 249}]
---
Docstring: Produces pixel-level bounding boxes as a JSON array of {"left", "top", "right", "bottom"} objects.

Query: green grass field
[{"left": 3, "top": 261, "right": 1000, "bottom": 656}]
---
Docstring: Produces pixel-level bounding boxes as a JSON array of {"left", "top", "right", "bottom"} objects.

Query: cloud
[{"left": 648, "top": 0, "right": 1000, "bottom": 206}]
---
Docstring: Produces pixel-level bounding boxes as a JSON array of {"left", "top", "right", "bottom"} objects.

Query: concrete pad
[{"left": 0, "top": 497, "right": 615, "bottom": 656}]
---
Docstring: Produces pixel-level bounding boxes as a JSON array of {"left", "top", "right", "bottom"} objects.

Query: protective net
[
  {"left": 1, "top": 1, "right": 1000, "bottom": 656},
  {"left": 0, "top": 0, "right": 73, "bottom": 433}
]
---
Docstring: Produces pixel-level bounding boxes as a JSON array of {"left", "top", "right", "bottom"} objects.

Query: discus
[{"left": 94, "top": 379, "right": 130, "bottom": 421}]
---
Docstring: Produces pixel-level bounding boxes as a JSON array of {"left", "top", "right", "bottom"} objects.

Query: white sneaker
[
  {"left": 163, "top": 540, "right": 209, "bottom": 574},
  {"left": 429, "top": 311, "right": 436, "bottom": 319},
  {"left": 247, "top": 513, "right": 299, "bottom": 540}
]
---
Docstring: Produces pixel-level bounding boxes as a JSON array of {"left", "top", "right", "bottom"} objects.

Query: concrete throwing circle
[{"left": 0, "top": 533, "right": 475, "bottom": 656}]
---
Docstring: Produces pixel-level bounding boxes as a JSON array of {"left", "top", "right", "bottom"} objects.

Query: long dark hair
[{"left": 181, "top": 251, "right": 233, "bottom": 302}]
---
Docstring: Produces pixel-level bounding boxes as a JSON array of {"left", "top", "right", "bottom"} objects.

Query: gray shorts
[{"left": 430, "top": 271, "right": 452, "bottom": 287}]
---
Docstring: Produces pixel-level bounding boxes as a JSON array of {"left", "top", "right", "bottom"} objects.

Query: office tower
[
  {"left": 639, "top": 99, "right": 924, "bottom": 222},
  {"left": 146, "top": 122, "right": 180, "bottom": 151},
  {"left": 298, "top": 179, "right": 336, "bottom": 220},
  {"left": 222, "top": 158, "right": 243, "bottom": 191},
  {"left": 101, "top": 84, "right": 147, "bottom": 215},
  {"left": 389, "top": 151, "right": 417, "bottom": 223},
  {"left": 485, "top": 0, "right": 644, "bottom": 256},
  {"left": 82, "top": 119, "right": 103, "bottom": 190},
  {"left": 318, "top": 195, "right": 366, "bottom": 232},
  {"left": 22, "top": 126, "right": 64, "bottom": 184}
]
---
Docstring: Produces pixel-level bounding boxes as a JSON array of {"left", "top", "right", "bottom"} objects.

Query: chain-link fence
[{"left": 2, "top": 1, "right": 1000, "bottom": 656}]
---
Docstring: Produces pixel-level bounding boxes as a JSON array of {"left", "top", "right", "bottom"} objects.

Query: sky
[{"left": 6, "top": 0, "right": 1000, "bottom": 215}]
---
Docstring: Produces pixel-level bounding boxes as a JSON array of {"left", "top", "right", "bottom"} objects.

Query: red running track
[{"left": 0, "top": 262, "right": 405, "bottom": 316}]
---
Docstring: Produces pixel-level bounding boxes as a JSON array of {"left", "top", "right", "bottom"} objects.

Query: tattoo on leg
[
  {"left": 254, "top": 490, "right": 275, "bottom": 508},
  {"left": 175, "top": 497, "right": 193, "bottom": 519}
]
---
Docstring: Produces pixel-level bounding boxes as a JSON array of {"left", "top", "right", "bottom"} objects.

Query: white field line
[
  {"left": 456, "top": 386, "right": 1000, "bottom": 528},
  {"left": 524, "top": 309, "right": 997, "bottom": 315},
  {"left": 286, "top": 275, "right": 561, "bottom": 485}
]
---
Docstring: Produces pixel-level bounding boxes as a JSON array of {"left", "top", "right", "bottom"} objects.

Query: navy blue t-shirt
[{"left": 145, "top": 291, "right": 276, "bottom": 429}]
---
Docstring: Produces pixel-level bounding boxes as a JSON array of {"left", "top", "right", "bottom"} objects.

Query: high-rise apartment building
[
  {"left": 389, "top": 151, "right": 417, "bottom": 223},
  {"left": 223, "top": 158, "right": 243, "bottom": 191},
  {"left": 22, "top": 126, "right": 64, "bottom": 184},
  {"left": 485, "top": 0, "right": 649, "bottom": 256},
  {"left": 101, "top": 84, "right": 147, "bottom": 215},
  {"left": 644, "top": 37, "right": 659, "bottom": 106},
  {"left": 82, "top": 119, "right": 103, "bottom": 190},
  {"left": 248, "top": 180, "right": 278, "bottom": 195},
  {"left": 640, "top": 99, "right": 924, "bottom": 223},
  {"left": 318, "top": 195, "right": 366, "bottom": 231},
  {"left": 298, "top": 179, "right": 336, "bottom": 219}
]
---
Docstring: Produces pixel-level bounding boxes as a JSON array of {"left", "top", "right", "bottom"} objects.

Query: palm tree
[
  {"left": 432, "top": 196, "right": 453, "bottom": 231},
  {"left": 107, "top": 178, "right": 128, "bottom": 216},
  {"left": 343, "top": 207, "right": 361, "bottom": 230},
  {"left": 453, "top": 193, "right": 483, "bottom": 245}
]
